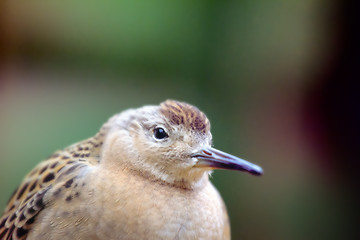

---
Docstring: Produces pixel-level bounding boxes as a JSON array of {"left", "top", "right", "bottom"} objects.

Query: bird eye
[{"left": 153, "top": 127, "right": 169, "bottom": 140}]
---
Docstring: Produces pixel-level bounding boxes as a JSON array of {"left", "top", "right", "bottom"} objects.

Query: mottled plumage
[
  {"left": 0, "top": 100, "right": 262, "bottom": 240},
  {"left": 0, "top": 131, "right": 104, "bottom": 240}
]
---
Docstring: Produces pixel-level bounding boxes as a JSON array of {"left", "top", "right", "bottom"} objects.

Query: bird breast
[
  {"left": 27, "top": 166, "right": 228, "bottom": 240},
  {"left": 89, "top": 168, "right": 228, "bottom": 240}
]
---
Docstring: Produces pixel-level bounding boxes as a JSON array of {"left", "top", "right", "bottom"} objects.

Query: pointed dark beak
[{"left": 192, "top": 147, "right": 263, "bottom": 176}]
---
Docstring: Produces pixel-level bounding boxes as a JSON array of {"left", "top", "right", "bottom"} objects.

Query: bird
[{"left": 0, "top": 99, "right": 263, "bottom": 240}]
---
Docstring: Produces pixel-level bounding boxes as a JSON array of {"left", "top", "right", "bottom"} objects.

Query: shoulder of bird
[{"left": 0, "top": 123, "right": 109, "bottom": 240}]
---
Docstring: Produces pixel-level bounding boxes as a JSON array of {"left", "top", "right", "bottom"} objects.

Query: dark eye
[{"left": 154, "top": 127, "right": 169, "bottom": 140}]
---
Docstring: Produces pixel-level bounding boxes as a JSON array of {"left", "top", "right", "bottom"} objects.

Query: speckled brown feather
[{"left": 0, "top": 124, "right": 109, "bottom": 240}]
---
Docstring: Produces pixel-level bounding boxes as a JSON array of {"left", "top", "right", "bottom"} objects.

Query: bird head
[{"left": 101, "top": 100, "right": 263, "bottom": 189}]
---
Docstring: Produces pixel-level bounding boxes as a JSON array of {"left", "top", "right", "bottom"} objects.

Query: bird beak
[{"left": 192, "top": 147, "right": 263, "bottom": 176}]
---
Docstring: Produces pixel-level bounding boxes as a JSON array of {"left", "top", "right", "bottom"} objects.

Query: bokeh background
[{"left": 0, "top": 0, "right": 358, "bottom": 239}]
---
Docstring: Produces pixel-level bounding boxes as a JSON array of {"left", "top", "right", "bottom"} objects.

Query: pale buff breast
[
  {"left": 28, "top": 168, "right": 229, "bottom": 240},
  {"left": 91, "top": 168, "right": 230, "bottom": 240}
]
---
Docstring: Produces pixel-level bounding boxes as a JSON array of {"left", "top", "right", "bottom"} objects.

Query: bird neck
[
  {"left": 126, "top": 166, "right": 211, "bottom": 190},
  {"left": 102, "top": 151, "right": 210, "bottom": 190}
]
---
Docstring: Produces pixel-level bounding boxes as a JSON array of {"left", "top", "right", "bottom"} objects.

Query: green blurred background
[{"left": 1, "top": 0, "right": 359, "bottom": 239}]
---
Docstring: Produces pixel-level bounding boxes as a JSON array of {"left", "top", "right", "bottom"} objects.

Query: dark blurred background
[{"left": 0, "top": 0, "right": 359, "bottom": 239}]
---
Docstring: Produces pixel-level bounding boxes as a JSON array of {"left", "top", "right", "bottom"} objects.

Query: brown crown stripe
[{"left": 160, "top": 100, "right": 210, "bottom": 134}]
